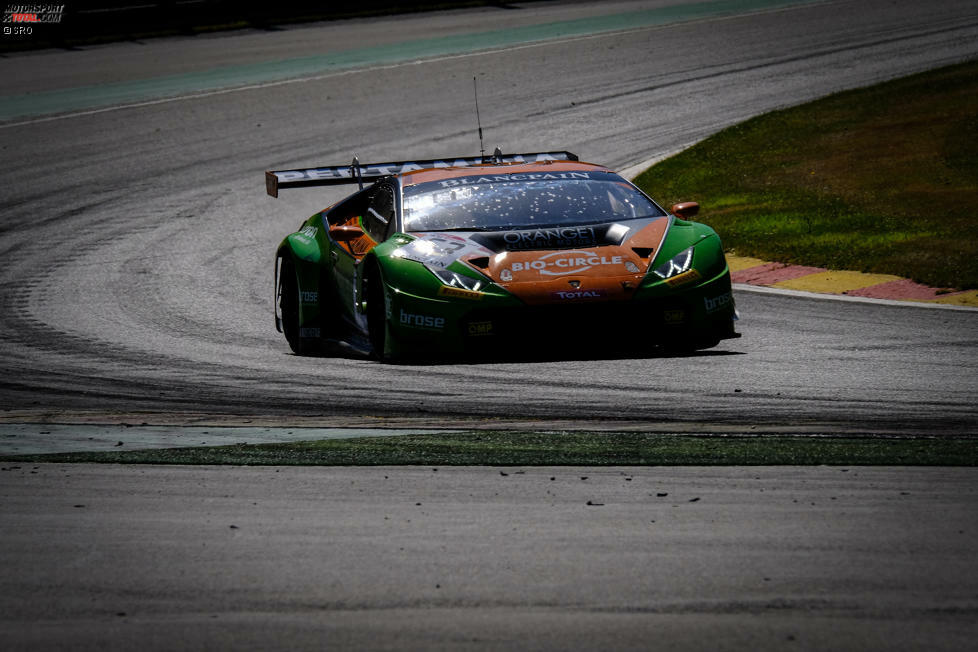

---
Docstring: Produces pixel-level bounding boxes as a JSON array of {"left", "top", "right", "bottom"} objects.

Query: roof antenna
[
  {"left": 473, "top": 76, "right": 485, "bottom": 162},
  {"left": 351, "top": 155, "right": 363, "bottom": 191}
]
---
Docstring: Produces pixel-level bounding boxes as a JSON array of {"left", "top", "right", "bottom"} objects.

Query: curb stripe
[{"left": 727, "top": 256, "right": 977, "bottom": 308}]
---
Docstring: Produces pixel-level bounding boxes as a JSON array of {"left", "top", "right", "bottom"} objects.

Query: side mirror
[
  {"left": 671, "top": 202, "right": 700, "bottom": 219},
  {"left": 329, "top": 224, "right": 365, "bottom": 242}
]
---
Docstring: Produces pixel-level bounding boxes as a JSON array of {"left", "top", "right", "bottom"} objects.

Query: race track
[
  {"left": 2, "top": 2, "right": 978, "bottom": 649},
  {"left": 1, "top": 0, "right": 976, "bottom": 434}
]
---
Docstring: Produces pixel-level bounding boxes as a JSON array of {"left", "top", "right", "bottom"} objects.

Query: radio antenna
[{"left": 473, "top": 76, "right": 485, "bottom": 160}]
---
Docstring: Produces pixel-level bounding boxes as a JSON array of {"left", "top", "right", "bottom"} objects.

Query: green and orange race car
[{"left": 267, "top": 150, "right": 739, "bottom": 361}]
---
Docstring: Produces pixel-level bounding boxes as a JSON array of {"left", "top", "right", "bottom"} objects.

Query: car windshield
[{"left": 401, "top": 170, "right": 664, "bottom": 232}]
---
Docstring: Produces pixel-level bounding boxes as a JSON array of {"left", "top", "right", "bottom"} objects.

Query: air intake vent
[
  {"left": 632, "top": 247, "right": 654, "bottom": 259},
  {"left": 468, "top": 256, "right": 491, "bottom": 269}
]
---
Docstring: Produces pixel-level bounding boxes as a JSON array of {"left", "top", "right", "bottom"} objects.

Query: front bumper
[{"left": 386, "top": 270, "right": 739, "bottom": 358}]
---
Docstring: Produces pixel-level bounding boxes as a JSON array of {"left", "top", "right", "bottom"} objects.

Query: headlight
[
  {"left": 652, "top": 246, "right": 694, "bottom": 279},
  {"left": 427, "top": 265, "right": 485, "bottom": 292}
]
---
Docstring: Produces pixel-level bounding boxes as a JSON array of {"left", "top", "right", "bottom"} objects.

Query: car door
[{"left": 325, "top": 180, "right": 397, "bottom": 324}]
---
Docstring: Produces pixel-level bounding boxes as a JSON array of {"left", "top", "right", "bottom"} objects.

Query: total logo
[
  {"left": 399, "top": 309, "right": 445, "bottom": 330},
  {"left": 511, "top": 251, "right": 624, "bottom": 276},
  {"left": 551, "top": 289, "right": 607, "bottom": 300}
]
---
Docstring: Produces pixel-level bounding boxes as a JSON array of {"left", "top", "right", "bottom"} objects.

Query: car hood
[{"left": 399, "top": 217, "right": 670, "bottom": 305}]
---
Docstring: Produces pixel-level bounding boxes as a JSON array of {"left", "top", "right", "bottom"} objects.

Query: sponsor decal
[
  {"left": 472, "top": 220, "right": 649, "bottom": 253},
  {"left": 663, "top": 309, "right": 686, "bottom": 324},
  {"left": 704, "top": 291, "right": 733, "bottom": 313},
  {"left": 467, "top": 321, "right": 494, "bottom": 336},
  {"left": 293, "top": 225, "right": 318, "bottom": 244},
  {"left": 501, "top": 226, "right": 598, "bottom": 251},
  {"left": 299, "top": 327, "right": 321, "bottom": 338},
  {"left": 399, "top": 309, "right": 445, "bottom": 331},
  {"left": 300, "top": 291, "right": 318, "bottom": 303},
  {"left": 438, "top": 286, "right": 483, "bottom": 301},
  {"left": 551, "top": 290, "right": 608, "bottom": 300},
  {"left": 664, "top": 268, "right": 702, "bottom": 287},
  {"left": 511, "top": 251, "right": 624, "bottom": 276},
  {"left": 437, "top": 171, "right": 592, "bottom": 187}
]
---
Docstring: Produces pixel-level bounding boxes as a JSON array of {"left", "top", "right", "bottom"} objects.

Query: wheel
[
  {"left": 279, "top": 257, "right": 312, "bottom": 355},
  {"left": 364, "top": 260, "right": 395, "bottom": 361}
]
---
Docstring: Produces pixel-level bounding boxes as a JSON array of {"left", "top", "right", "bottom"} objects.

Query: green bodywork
[{"left": 276, "top": 210, "right": 737, "bottom": 361}]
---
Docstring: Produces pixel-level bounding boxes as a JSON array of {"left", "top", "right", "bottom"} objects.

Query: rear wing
[{"left": 265, "top": 150, "right": 579, "bottom": 197}]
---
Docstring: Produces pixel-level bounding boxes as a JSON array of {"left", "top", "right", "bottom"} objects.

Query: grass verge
[
  {"left": 5, "top": 432, "right": 976, "bottom": 466},
  {"left": 634, "top": 60, "right": 978, "bottom": 290}
]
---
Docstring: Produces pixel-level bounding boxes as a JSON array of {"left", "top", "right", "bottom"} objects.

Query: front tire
[{"left": 364, "top": 260, "right": 395, "bottom": 361}]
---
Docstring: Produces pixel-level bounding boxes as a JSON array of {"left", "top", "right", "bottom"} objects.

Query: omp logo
[
  {"left": 400, "top": 309, "right": 445, "bottom": 330},
  {"left": 467, "top": 321, "right": 493, "bottom": 336},
  {"left": 512, "top": 251, "right": 624, "bottom": 276},
  {"left": 704, "top": 292, "right": 733, "bottom": 313},
  {"left": 663, "top": 309, "right": 686, "bottom": 324}
]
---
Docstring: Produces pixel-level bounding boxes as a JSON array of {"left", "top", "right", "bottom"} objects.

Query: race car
[{"left": 267, "top": 149, "right": 739, "bottom": 361}]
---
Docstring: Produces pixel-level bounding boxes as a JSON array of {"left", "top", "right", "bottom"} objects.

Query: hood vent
[
  {"left": 468, "top": 256, "right": 491, "bottom": 269},
  {"left": 632, "top": 247, "right": 654, "bottom": 259}
]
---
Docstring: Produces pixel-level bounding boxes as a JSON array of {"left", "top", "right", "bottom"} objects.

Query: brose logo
[
  {"left": 400, "top": 309, "right": 445, "bottom": 330},
  {"left": 704, "top": 291, "right": 733, "bottom": 313}
]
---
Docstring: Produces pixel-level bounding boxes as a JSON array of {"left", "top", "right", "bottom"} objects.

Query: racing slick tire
[
  {"left": 279, "top": 257, "right": 315, "bottom": 355},
  {"left": 364, "top": 259, "right": 399, "bottom": 362}
]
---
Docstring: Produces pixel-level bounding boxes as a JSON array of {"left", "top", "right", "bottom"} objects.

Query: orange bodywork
[
  {"left": 403, "top": 160, "right": 672, "bottom": 306},
  {"left": 462, "top": 218, "right": 669, "bottom": 305}
]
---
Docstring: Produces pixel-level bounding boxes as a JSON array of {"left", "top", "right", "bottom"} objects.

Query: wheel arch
[{"left": 274, "top": 235, "right": 325, "bottom": 352}]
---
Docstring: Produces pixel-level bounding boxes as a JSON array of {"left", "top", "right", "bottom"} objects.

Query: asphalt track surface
[
  {"left": 1, "top": 0, "right": 978, "bottom": 649},
  {"left": 2, "top": 464, "right": 976, "bottom": 651},
  {"left": 1, "top": 0, "right": 976, "bottom": 434}
]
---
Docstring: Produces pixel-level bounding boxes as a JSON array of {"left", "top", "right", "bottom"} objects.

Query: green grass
[
  {"left": 6, "top": 432, "right": 976, "bottom": 466},
  {"left": 634, "top": 60, "right": 978, "bottom": 290}
]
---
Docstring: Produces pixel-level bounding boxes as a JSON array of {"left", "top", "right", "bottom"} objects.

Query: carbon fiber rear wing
[{"left": 265, "top": 150, "right": 579, "bottom": 197}]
